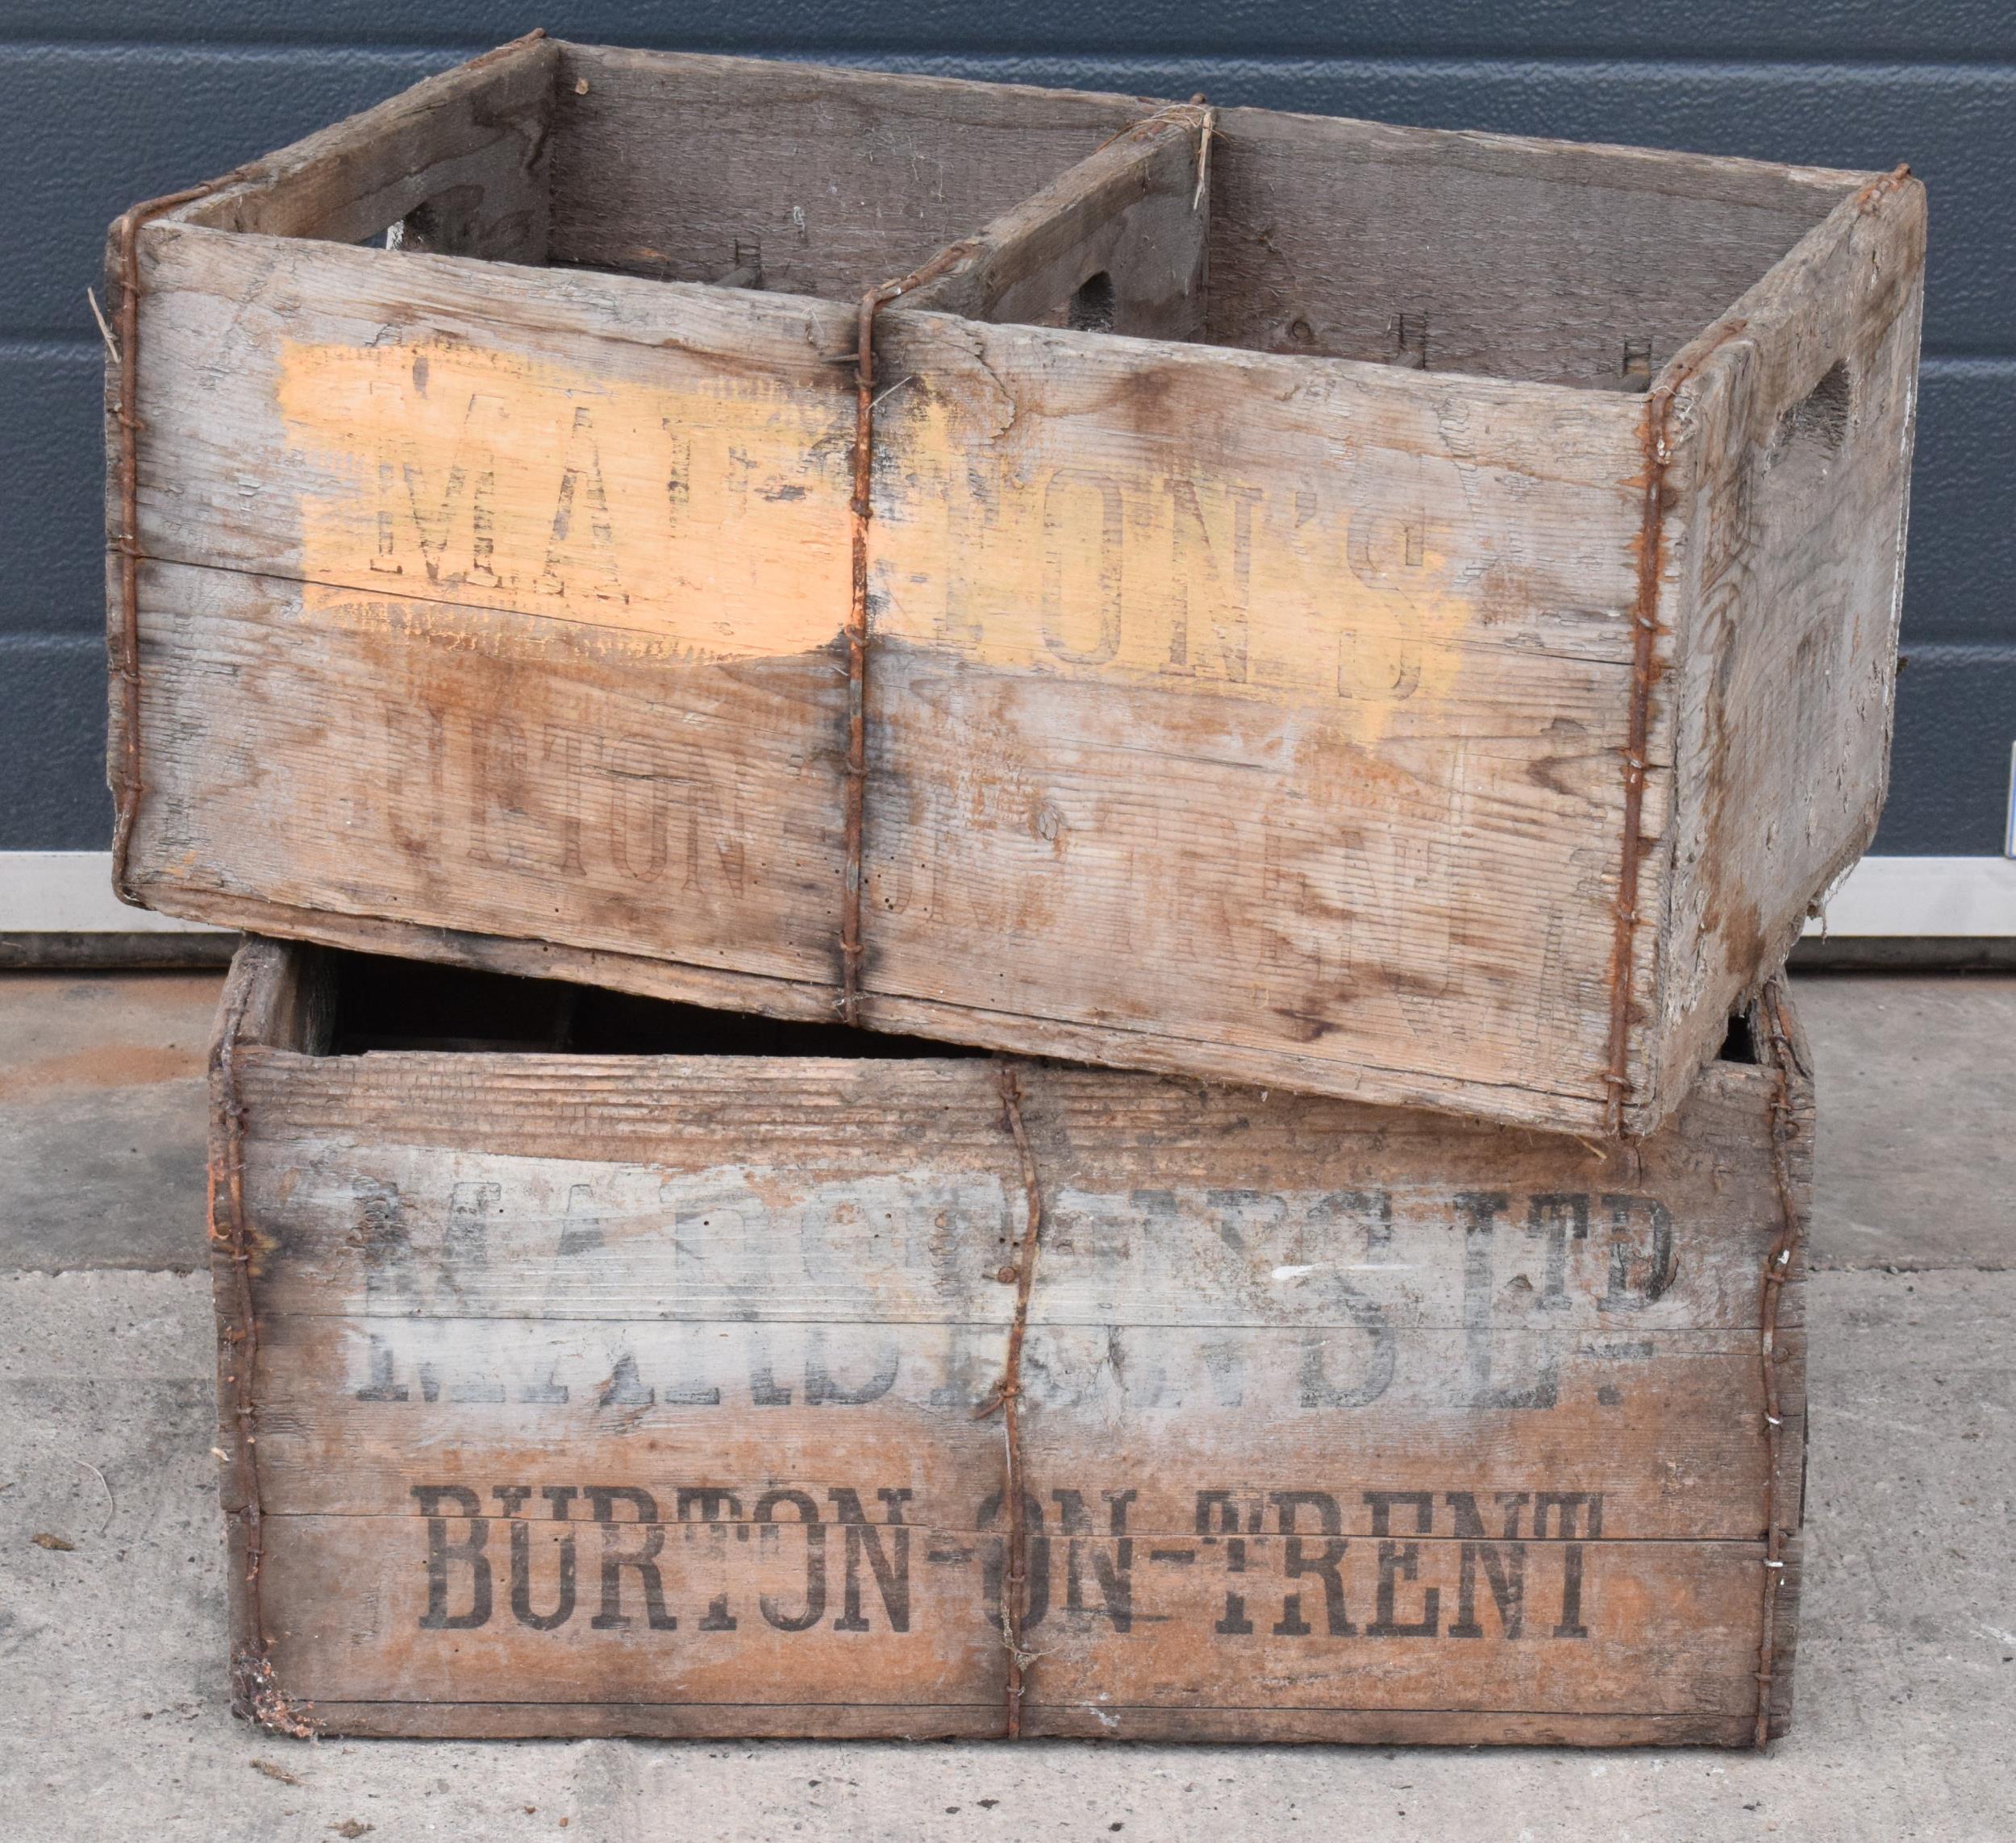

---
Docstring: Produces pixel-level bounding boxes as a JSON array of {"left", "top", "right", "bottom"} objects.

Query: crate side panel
[
  {"left": 133, "top": 225, "right": 860, "bottom": 659},
  {"left": 1646, "top": 180, "right": 1926, "bottom": 1130},
  {"left": 1207, "top": 106, "right": 1856, "bottom": 387},
  {"left": 123, "top": 225, "right": 860, "bottom": 988},
  {"left": 546, "top": 46, "right": 1145, "bottom": 299},
  {"left": 233, "top": 1005, "right": 1795, "bottom": 1735},
  {"left": 864, "top": 318, "right": 1645, "bottom": 1120}
]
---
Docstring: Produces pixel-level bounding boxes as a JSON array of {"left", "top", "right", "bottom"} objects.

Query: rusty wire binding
[
  {"left": 974, "top": 1061, "right": 1048, "bottom": 1736},
  {"left": 104, "top": 24, "right": 552, "bottom": 907},
  {"left": 1752, "top": 982, "right": 1807, "bottom": 1749},
  {"left": 836, "top": 98, "right": 1215, "bottom": 1026},
  {"left": 210, "top": 972, "right": 317, "bottom": 1737},
  {"left": 106, "top": 166, "right": 261, "bottom": 901},
  {"left": 838, "top": 237, "right": 979, "bottom": 1026},
  {"left": 1603, "top": 314, "right": 1744, "bottom": 1134}
]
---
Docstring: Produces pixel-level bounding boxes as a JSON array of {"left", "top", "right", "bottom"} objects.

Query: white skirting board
[
  {"left": 0, "top": 851, "right": 230, "bottom": 934},
  {"left": 1, "top": 849, "right": 2013, "bottom": 938},
  {"left": 1799, "top": 855, "right": 2016, "bottom": 938}
]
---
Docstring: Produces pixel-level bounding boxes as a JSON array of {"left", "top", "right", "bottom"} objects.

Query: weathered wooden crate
[
  {"left": 211, "top": 936, "right": 1810, "bottom": 1745},
  {"left": 115, "top": 35, "right": 1921, "bottom": 1136}
]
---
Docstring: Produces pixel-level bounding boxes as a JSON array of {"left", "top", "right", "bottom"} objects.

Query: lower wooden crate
[{"left": 210, "top": 938, "right": 1810, "bottom": 1745}]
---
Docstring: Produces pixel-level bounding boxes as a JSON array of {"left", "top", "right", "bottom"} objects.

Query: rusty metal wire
[
  {"left": 838, "top": 238, "right": 979, "bottom": 1025},
  {"left": 1753, "top": 980, "right": 1808, "bottom": 1749},
  {"left": 210, "top": 971, "right": 318, "bottom": 1733},
  {"left": 973, "top": 1060, "right": 1047, "bottom": 1736},
  {"left": 107, "top": 168, "right": 261, "bottom": 898}
]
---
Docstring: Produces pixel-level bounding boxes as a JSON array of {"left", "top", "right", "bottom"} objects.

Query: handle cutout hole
[
  {"left": 1780, "top": 359, "right": 1853, "bottom": 458},
  {"left": 1068, "top": 270, "right": 1115, "bottom": 332}
]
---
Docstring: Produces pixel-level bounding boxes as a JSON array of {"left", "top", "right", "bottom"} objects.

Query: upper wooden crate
[{"left": 106, "top": 35, "right": 1924, "bottom": 1136}]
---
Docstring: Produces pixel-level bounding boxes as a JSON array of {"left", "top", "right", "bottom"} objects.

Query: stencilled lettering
[{"left": 402, "top": 1479, "right": 1606, "bottom": 1649}]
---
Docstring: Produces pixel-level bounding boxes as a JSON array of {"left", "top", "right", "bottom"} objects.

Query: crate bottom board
[
  {"left": 285, "top": 1704, "right": 1770, "bottom": 1746},
  {"left": 238, "top": 1512, "right": 1791, "bottom": 1746}
]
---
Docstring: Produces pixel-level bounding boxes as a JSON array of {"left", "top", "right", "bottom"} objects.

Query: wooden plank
[
  {"left": 209, "top": 943, "right": 269, "bottom": 1711},
  {"left": 217, "top": 941, "right": 1809, "bottom": 1741},
  {"left": 546, "top": 44, "right": 1145, "bottom": 298},
  {"left": 110, "top": 883, "right": 850, "bottom": 1025},
  {"left": 258, "top": 1510, "right": 1769, "bottom": 1724},
  {"left": 173, "top": 32, "right": 559, "bottom": 258},
  {"left": 282, "top": 1703, "right": 1758, "bottom": 1744},
  {"left": 901, "top": 109, "right": 1211, "bottom": 339},
  {"left": 1203, "top": 103, "right": 1859, "bottom": 386},
  {"left": 1642, "top": 173, "right": 1926, "bottom": 1124},
  {"left": 248, "top": 1313, "right": 1790, "bottom": 1538},
  {"left": 231, "top": 1042, "right": 1798, "bottom": 1334},
  {"left": 240, "top": 1124, "right": 1791, "bottom": 1333}
]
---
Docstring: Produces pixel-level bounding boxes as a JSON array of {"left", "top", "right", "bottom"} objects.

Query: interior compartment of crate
[
  {"left": 540, "top": 44, "right": 1145, "bottom": 302},
  {"left": 178, "top": 37, "right": 1141, "bottom": 302},
  {"left": 542, "top": 52, "right": 1860, "bottom": 390},
  {"left": 298, "top": 942, "right": 1760, "bottom": 1071},
  {"left": 1181, "top": 112, "right": 1864, "bottom": 389},
  {"left": 178, "top": 35, "right": 1865, "bottom": 393},
  {"left": 304, "top": 946, "right": 990, "bottom": 1059}
]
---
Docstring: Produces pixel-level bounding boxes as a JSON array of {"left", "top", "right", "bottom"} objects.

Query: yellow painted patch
[
  {"left": 274, "top": 335, "right": 1479, "bottom": 736},
  {"left": 277, "top": 336, "right": 851, "bottom": 659},
  {"left": 875, "top": 394, "right": 1481, "bottom": 743}
]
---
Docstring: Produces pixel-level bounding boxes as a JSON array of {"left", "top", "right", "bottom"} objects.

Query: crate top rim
[
  {"left": 224, "top": 938, "right": 1790, "bottom": 1119},
  {"left": 136, "top": 35, "right": 1892, "bottom": 242},
  {"left": 115, "top": 39, "right": 1914, "bottom": 413}
]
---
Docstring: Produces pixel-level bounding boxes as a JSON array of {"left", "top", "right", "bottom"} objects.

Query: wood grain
[
  {"left": 545, "top": 44, "right": 1144, "bottom": 299},
  {"left": 112, "top": 44, "right": 1917, "bottom": 1140},
  {"left": 1202, "top": 103, "right": 1859, "bottom": 387},
  {"left": 215, "top": 938, "right": 1810, "bottom": 1742},
  {"left": 1642, "top": 172, "right": 1926, "bottom": 1121}
]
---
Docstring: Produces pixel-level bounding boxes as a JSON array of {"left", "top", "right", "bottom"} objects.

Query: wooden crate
[
  {"left": 114, "top": 35, "right": 1921, "bottom": 1137},
  {"left": 210, "top": 937, "right": 1810, "bottom": 1745}
]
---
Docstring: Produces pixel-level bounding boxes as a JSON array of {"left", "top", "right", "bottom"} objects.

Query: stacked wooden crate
[{"left": 106, "top": 33, "right": 1921, "bottom": 1744}]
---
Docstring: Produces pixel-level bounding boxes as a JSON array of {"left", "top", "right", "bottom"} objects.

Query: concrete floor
[{"left": 1, "top": 970, "right": 2011, "bottom": 1841}]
